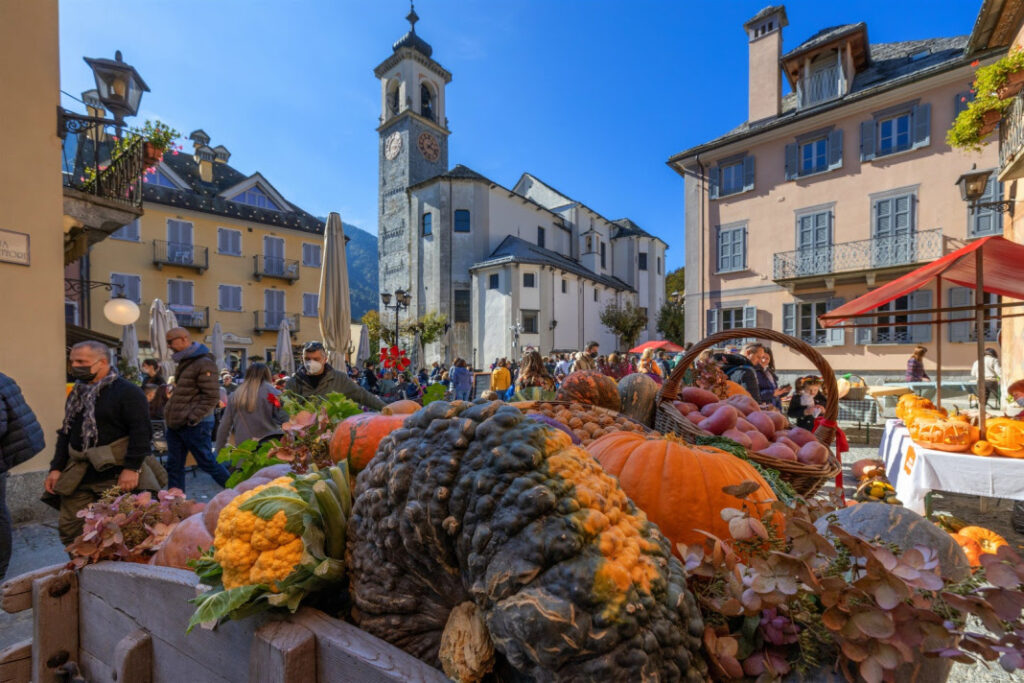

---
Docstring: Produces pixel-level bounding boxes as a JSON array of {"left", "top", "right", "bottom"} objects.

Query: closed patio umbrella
[
  {"left": 276, "top": 317, "right": 295, "bottom": 375},
  {"left": 410, "top": 331, "right": 424, "bottom": 376},
  {"left": 351, "top": 323, "right": 369, "bottom": 367},
  {"left": 121, "top": 322, "right": 140, "bottom": 378},
  {"left": 210, "top": 321, "right": 226, "bottom": 371},
  {"left": 318, "top": 212, "right": 351, "bottom": 367},
  {"left": 149, "top": 299, "right": 176, "bottom": 378}
]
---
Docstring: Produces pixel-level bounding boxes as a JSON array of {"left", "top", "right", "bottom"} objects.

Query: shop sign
[{"left": 0, "top": 229, "right": 30, "bottom": 266}]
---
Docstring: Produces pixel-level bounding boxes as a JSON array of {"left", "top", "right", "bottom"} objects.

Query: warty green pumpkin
[{"left": 346, "top": 400, "right": 707, "bottom": 682}]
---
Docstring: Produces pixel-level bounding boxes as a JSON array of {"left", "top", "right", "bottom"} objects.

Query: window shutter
[
  {"left": 909, "top": 289, "right": 932, "bottom": 343},
  {"left": 954, "top": 91, "right": 972, "bottom": 118},
  {"left": 826, "top": 297, "right": 845, "bottom": 346},
  {"left": 782, "top": 303, "right": 796, "bottom": 337},
  {"left": 218, "top": 229, "right": 227, "bottom": 253},
  {"left": 784, "top": 143, "right": 798, "bottom": 180},
  {"left": 707, "top": 166, "right": 719, "bottom": 200},
  {"left": 706, "top": 309, "right": 719, "bottom": 335},
  {"left": 218, "top": 285, "right": 228, "bottom": 310},
  {"left": 742, "top": 305, "right": 757, "bottom": 329},
  {"left": 912, "top": 103, "right": 931, "bottom": 149},
  {"left": 827, "top": 128, "right": 843, "bottom": 170},
  {"left": 742, "top": 155, "right": 755, "bottom": 192},
  {"left": 855, "top": 316, "right": 872, "bottom": 345},
  {"left": 948, "top": 286, "right": 973, "bottom": 342},
  {"left": 740, "top": 226, "right": 748, "bottom": 269},
  {"left": 859, "top": 120, "right": 875, "bottom": 161}
]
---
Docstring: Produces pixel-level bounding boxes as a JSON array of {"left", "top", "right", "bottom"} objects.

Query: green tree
[
  {"left": 403, "top": 311, "right": 448, "bottom": 345},
  {"left": 665, "top": 266, "right": 685, "bottom": 298},
  {"left": 361, "top": 310, "right": 389, "bottom": 359},
  {"left": 656, "top": 300, "right": 686, "bottom": 346},
  {"left": 599, "top": 302, "right": 649, "bottom": 351}
]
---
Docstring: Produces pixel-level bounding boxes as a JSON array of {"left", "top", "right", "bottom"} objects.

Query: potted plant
[
  {"left": 946, "top": 51, "right": 1024, "bottom": 151},
  {"left": 973, "top": 48, "right": 1024, "bottom": 100},
  {"left": 133, "top": 119, "right": 180, "bottom": 166}
]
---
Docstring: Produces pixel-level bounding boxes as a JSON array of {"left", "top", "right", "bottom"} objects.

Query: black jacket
[
  {"left": 0, "top": 373, "right": 45, "bottom": 474},
  {"left": 716, "top": 353, "right": 760, "bottom": 398}
]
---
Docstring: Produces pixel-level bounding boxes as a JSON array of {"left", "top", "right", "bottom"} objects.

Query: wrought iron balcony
[
  {"left": 253, "top": 255, "right": 300, "bottom": 282},
  {"left": 773, "top": 228, "right": 944, "bottom": 282},
  {"left": 153, "top": 240, "right": 209, "bottom": 272},
  {"left": 999, "top": 90, "right": 1024, "bottom": 181},
  {"left": 62, "top": 131, "right": 146, "bottom": 209},
  {"left": 254, "top": 311, "right": 300, "bottom": 333},
  {"left": 171, "top": 305, "right": 209, "bottom": 331}
]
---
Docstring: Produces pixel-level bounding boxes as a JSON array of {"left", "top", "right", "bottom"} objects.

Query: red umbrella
[{"left": 629, "top": 340, "right": 683, "bottom": 354}]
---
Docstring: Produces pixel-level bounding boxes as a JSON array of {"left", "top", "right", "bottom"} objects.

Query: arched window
[
  {"left": 420, "top": 83, "right": 434, "bottom": 121},
  {"left": 387, "top": 80, "right": 400, "bottom": 116}
]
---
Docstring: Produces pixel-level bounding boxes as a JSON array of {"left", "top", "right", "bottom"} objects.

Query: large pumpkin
[
  {"left": 588, "top": 431, "right": 781, "bottom": 554},
  {"left": 346, "top": 401, "right": 707, "bottom": 681},
  {"left": 908, "top": 418, "right": 972, "bottom": 452},
  {"left": 152, "top": 512, "right": 214, "bottom": 569},
  {"left": 555, "top": 370, "right": 622, "bottom": 411},
  {"left": 985, "top": 418, "right": 1024, "bottom": 457},
  {"left": 617, "top": 373, "right": 660, "bottom": 426},
  {"left": 202, "top": 488, "right": 240, "bottom": 536},
  {"left": 330, "top": 412, "right": 408, "bottom": 472},
  {"left": 813, "top": 503, "right": 971, "bottom": 582}
]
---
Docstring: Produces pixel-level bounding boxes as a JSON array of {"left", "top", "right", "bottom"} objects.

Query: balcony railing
[
  {"left": 253, "top": 255, "right": 300, "bottom": 282},
  {"left": 171, "top": 305, "right": 209, "bottom": 331},
  {"left": 153, "top": 240, "right": 209, "bottom": 272},
  {"left": 62, "top": 131, "right": 146, "bottom": 209},
  {"left": 799, "top": 65, "right": 842, "bottom": 108},
  {"left": 254, "top": 311, "right": 300, "bottom": 333},
  {"left": 773, "top": 228, "right": 944, "bottom": 281},
  {"left": 1000, "top": 89, "right": 1024, "bottom": 176}
]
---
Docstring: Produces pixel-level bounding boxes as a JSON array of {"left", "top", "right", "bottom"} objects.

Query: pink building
[{"left": 668, "top": 6, "right": 1003, "bottom": 379}]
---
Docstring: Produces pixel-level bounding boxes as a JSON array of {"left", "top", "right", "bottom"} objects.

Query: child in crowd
[
  {"left": 1009, "top": 379, "right": 1024, "bottom": 419},
  {"left": 787, "top": 375, "right": 826, "bottom": 431}
]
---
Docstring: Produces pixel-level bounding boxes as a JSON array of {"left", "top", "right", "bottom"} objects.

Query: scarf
[{"left": 61, "top": 370, "right": 118, "bottom": 450}]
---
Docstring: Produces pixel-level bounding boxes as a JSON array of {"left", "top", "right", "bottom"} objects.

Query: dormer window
[
  {"left": 145, "top": 169, "right": 179, "bottom": 188},
  {"left": 802, "top": 52, "right": 843, "bottom": 107},
  {"left": 231, "top": 186, "right": 282, "bottom": 211},
  {"left": 420, "top": 83, "right": 434, "bottom": 121}
]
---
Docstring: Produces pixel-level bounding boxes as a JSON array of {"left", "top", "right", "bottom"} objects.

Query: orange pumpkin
[
  {"left": 908, "top": 418, "right": 971, "bottom": 452},
  {"left": 951, "top": 533, "right": 984, "bottom": 567},
  {"left": 985, "top": 418, "right": 1024, "bottom": 457},
  {"left": 151, "top": 512, "right": 214, "bottom": 569},
  {"left": 971, "top": 440, "right": 994, "bottom": 457},
  {"left": 555, "top": 371, "right": 622, "bottom": 411},
  {"left": 330, "top": 413, "right": 408, "bottom": 472},
  {"left": 958, "top": 526, "right": 1009, "bottom": 554},
  {"left": 382, "top": 399, "right": 421, "bottom": 415},
  {"left": 588, "top": 431, "right": 780, "bottom": 556}
]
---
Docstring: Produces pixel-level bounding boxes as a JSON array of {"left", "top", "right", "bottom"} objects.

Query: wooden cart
[{"left": 0, "top": 562, "right": 445, "bottom": 683}]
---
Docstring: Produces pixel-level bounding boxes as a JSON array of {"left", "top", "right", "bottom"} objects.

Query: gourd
[
  {"left": 971, "top": 440, "right": 994, "bottom": 457},
  {"left": 587, "top": 431, "right": 781, "bottom": 554},
  {"left": 329, "top": 413, "right": 408, "bottom": 472},
  {"left": 985, "top": 418, "right": 1024, "bottom": 457},
  {"left": 957, "top": 526, "right": 1008, "bottom": 554},
  {"left": 152, "top": 512, "right": 214, "bottom": 569},
  {"left": 617, "top": 373, "right": 660, "bottom": 425},
  {"left": 814, "top": 503, "right": 971, "bottom": 582},
  {"left": 513, "top": 400, "right": 651, "bottom": 446},
  {"left": 908, "top": 418, "right": 972, "bottom": 452},
  {"left": 382, "top": 399, "right": 421, "bottom": 415},
  {"left": 555, "top": 370, "right": 622, "bottom": 412},
  {"left": 346, "top": 401, "right": 707, "bottom": 682}
]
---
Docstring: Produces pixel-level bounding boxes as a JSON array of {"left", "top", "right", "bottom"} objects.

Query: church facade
[{"left": 375, "top": 9, "right": 666, "bottom": 367}]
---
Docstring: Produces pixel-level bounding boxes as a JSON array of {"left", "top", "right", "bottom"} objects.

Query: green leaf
[
  {"left": 422, "top": 383, "right": 446, "bottom": 405},
  {"left": 187, "top": 584, "right": 264, "bottom": 633},
  {"left": 238, "top": 486, "right": 308, "bottom": 535}
]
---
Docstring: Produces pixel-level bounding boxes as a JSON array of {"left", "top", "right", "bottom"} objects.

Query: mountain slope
[{"left": 343, "top": 222, "right": 378, "bottom": 321}]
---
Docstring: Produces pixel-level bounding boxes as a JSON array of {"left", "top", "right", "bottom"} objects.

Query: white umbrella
[
  {"left": 410, "top": 331, "right": 424, "bottom": 376},
  {"left": 352, "top": 323, "right": 370, "bottom": 367},
  {"left": 210, "top": 321, "right": 226, "bottom": 371},
  {"left": 149, "top": 299, "right": 176, "bottom": 379},
  {"left": 318, "top": 212, "right": 351, "bottom": 367},
  {"left": 276, "top": 316, "right": 295, "bottom": 375},
  {"left": 121, "top": 323, "right": 140, "bottom": 378},
  {"left": 442, "top": 324, "right": 453, "bottom": 366}
]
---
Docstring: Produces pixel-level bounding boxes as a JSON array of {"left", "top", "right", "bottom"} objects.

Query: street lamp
[
  {"left": 510, "top": 321, "right": 523, "bottom": 359},
  {"left": 64, "top": 278, "right": 140, "bottom": 326},
  {"left": 57, "top": 50, "right": 149, "bottom": 138},
  {"left": 955, "top": 167, "right": 1014, "bottom": 216},
  {"left": 381, "top": 289, "right": 411, "bottom": 349}
]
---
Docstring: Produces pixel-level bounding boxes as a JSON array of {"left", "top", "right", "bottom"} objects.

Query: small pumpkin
[
  {"left": 851, "top": 458, "right": 886, "bottom": 481},
  {"left": 951, "top": 533, "right": 984, "bottom": 567},
  {"left": 329, "top": 412, "right": 408, "bottom": 472},
  {"left": 588, "top": 431, "right": 781, "bottom": 554},
  {"left": 957, "top": 526, "right": 1008, "bottom": 554},
  {"left": 617, "top": 373, "right": 660, "bottom": 426},
  {"left": 152, "top": 512, "right": 214, "bottom": 569},
  {"left": 382, "top": 399, "right": 421, "bottom": 415},
  {"left": 555, "top": 370, "right": 622, "bottom": 411},
  {"left": 985, "top": 417, "right": 1024, "bottom": 457},
  {"left": 971, "top": 440, "right": 994, "bottom": 457}
]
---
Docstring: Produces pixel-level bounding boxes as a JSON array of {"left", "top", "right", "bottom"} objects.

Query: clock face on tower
[
  {"left": 384, "top": 132, "right": 402, "bottom": 160},
  {"left": 417, "top": 132, "right": 440, "bottom": 162}
]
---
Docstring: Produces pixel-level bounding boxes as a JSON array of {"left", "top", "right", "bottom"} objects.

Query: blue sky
[{"left": 59, "top": 1, "right": 982, "bottom": 272}]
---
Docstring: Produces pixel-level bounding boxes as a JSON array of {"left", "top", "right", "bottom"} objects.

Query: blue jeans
[
  {"left": 455, "top": 387, "right": 471, "bottom": 401},
  {"left": 166, "top": 417, "right": 230, "bottom": 492}
]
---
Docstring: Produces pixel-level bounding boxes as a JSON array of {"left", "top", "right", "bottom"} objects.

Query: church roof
[
  {"left": 409, "top": 165, "right": 569, "bottom": 222},
  {"left": 391, "top": 5, "right": 432, "bottom": 58},
  {"left": 471, "top": 235, "right": 634, "bottom": 292},
  {"left": 611, "top": 218, "right": 657, "bottom": 241}
]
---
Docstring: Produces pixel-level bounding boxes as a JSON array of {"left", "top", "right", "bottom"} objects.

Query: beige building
[{"left": 668, "top": 6, "right": 1003, "bottom": 378}]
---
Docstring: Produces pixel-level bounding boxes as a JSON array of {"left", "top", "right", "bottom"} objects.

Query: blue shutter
[
  {"left": 739, "top": 226, "right": 748, "bottom": 269},
  {"left": 708, "top": 166, "right": 719, "bottom": 200},
  {"left": 855, "top": 316, "right": 873, "bottom": 345},
  {"left": 784, "top": 143, "right": 798, "bottom": 180},
  {"left": 742, "top": 155, "right": 755, "bottom": 192},
  {"left": 909, "top": 289, "right": 933, "bottom": 343},
  {"left": 948, "top": 287, "right": 973, "bottom": 342},
  {"left": 742, "top": 305, "right": 757, "bottom": 329},
  {"left": 716, "top": 227, "right": 725, "bottom": 272},
  {"left": 860, "top": 120, "right": 875, "bottom": 161},
  {"left": 706, "top": 309, "right": 719, "bottom": 335},
  {"left": 826, "top": 297, "right": 845, "bottom": 346},
  {"left": 912, "top": 103, "right": 931, "bottom": 149},
  {"left": 782, "top": 303, "right": 796, "bottom": 337},
  {"left": 827, "top": 129, "right": 843, "bottom": 170}
]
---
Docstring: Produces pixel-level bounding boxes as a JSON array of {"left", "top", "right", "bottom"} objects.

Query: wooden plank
[
  {"left": 0, "top": 639, "right": 31, "bottom": 683},
  {"left": 249, "top": 620, "right": 316, "bottom": 683},
  {"left": 114, "top": 630, "right": 153, "bottom": 683},
  {"left": 1, "top": 564, "right": 65, "bottom": 614},
  {"left": 292, "top": 608, "right": 448, "bottom": 683},
  {"left": 32, "top": 570, "right": 78, "bottom": 683},
  {"left": 77, "top": 648, "right": 113, "bottom": 683}
]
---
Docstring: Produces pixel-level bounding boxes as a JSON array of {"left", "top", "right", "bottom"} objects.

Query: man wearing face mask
[
  {"left": 284, "top": 341, "right": 386, "bottom": 410},
  {"left": 44, "top": 342, "right": 166, "bottom": 546}
]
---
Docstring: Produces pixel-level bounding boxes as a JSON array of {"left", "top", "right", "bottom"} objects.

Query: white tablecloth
[{"left": 879, "top": 419, "right": 1024, "bottom": 514}]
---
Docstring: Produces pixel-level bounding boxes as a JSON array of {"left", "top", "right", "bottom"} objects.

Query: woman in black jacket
[{"left": 0, "top": 372, "right": 45, "bottom": 580}]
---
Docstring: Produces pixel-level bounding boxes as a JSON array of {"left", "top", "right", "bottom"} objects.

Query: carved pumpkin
[
  {"left": 985, "top": 418, "right": 1024, "bottom": 457},
  {"left": 152, "top": 512, "right": 214, "bottom": 569},
  {"left": 587, "top": 431, "right": 781, "bottom": 555},
  {"left": 617, "top": 373, "right": 660, "bottom": 426},
  {"left": 555, "top": 370, "right": 622, "bottom": 411},
  {"left": 971, "top": 440, "right": 994, "bottom": 457},
  {"left": 330, "top": 413, "right": 408, "bottom": 472},
  {"left": 951, "top": 533, "right": 984, "bottom": 567},
  {"left": 908, "top": 418, "right": 972, "bottom": 452},
  {"left": 957, "top": 526, "right": 1009, "bottom": 554},
  {"left": 896, "top": 394, "right": 943, "bottom": 421},
  {"left": 382, "top": 399, "right": 421, "bottom": 415},
  {"left": 346, "top": 401, "right": 707, "bottom": 680}
]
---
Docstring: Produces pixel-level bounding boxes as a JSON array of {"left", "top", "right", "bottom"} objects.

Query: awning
[
  {"left": 629, "top": 340, "right": 684, "bottom": 353},
  {"left": 820, "top": 236, "right": 1024, "bottom": 327}
]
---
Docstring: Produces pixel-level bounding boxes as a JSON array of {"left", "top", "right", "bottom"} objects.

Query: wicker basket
[
  {"left": 844, "top": 374, "right": 869, "bottom": 401},
  {"left": 656, "top": 328, "right": 841, "bottom": 496}
]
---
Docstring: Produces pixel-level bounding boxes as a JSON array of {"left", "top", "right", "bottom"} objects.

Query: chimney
[
  {"left": 743, "top": 6, "right": 788, "bottom": 123},
  {"left": 195, "top": 145, "right": 214, "bottom": 182},
  {"left": 189, "top": 129, "right": 210, "bottom": 150},
  {"left": 212, "top": 144, "right": 230, "bottom": 164}
]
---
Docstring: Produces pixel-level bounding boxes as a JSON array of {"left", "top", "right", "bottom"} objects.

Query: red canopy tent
[
  {"left": 819, "top": 235, "right": 1024, "bottom": 432},
  {"left": 629, "top": 340, "right": 684, "bottom": 354}
]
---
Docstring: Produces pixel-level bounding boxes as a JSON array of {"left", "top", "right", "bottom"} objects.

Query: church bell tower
[{"left": 374, "top": 4, "right": 451, "bottom": 302}]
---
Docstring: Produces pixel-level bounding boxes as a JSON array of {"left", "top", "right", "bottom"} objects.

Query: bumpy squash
[
  {"left": 152, "top": 512, "right": 214, "bottom": 569},
  {"left": 555, "top": 370, "right": 622, "bottom": 411},
  {"left": 588, "top": 432, "right": 781, "bottom": 554},
  {"left": 382, "top": 399, "right": 421, "bottom": 415},
  {"left": 617, "top": 373, "right": 660, "bottom": 426},
  {"left": 329, "top": 413, "right": 408, "bottom": 472},
  {"left": 346, "top": 401, "right": 707, "bottom": 681}
]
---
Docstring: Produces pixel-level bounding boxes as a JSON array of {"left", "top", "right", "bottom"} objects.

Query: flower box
[
  {"left": 143, "top": 141, "right": 164, "bottom": 166},
  {"left": 998, "top": 69, "right": 1024, "bottom": 99}
]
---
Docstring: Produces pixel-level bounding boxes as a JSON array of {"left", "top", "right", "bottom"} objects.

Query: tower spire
[{"left": 407, "top": 2, "right": 419, "bottom": 33}]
